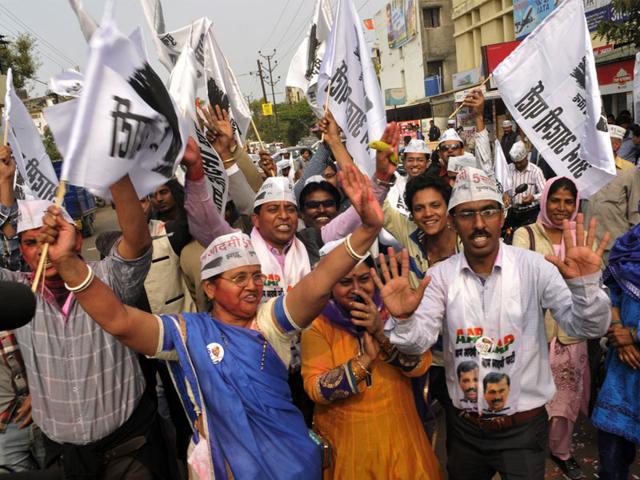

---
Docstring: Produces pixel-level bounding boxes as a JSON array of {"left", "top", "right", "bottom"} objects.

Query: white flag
[
  {"left": 47, "top": 14, "right": 187, "bottom": 200},
  {"left": 68, "top": 0, "right": 98, "bottom": 42},
  {"left": 168, "top": 44, "right": 228, "bottom": 213},
  {"left": 494, "top": 139, "right": 512, "bottom": 193},
  {"left": 2, "top": 69, "right": 59, "bottom": 201},
  {"left": 138, "top": 1, "right": 251, "bottom": 144},
  {"left": 317, "top": 0, "right": 385, "bottom": 178},
  {"left": 634, "top": 52, "right": 640, "bottom": 124},
  {"left": 286, "top": 0, "right": 334, "bottom": 117},
  {"left": 492, "top": 0, "right": 615, "bottom": 198},
  {"left": 49, "top": 70, "right": 84, "bottom": 98}
]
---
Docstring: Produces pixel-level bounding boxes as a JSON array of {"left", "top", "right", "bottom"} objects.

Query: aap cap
[
  {"left": 509, "top": 141, "right": 528, "bottom": 163},
  {"left": 404, "top": 139, "right": 431, "bottom": 155},
  {"left": 439, "top": 128, "right": 463, "bottom": 145},
  {"left": 17, "top": 199, "right": 73, "bottom": 234},
  {"left": 276, "top": 158, "right": 292, "bottom": 174},
  {"left": 304, "top": 175, "right": 326, "bottom": 187},
  {"left": 502, "top": 120, "right": 513, "bottom": 128},
  {"left": 448, "top": 166, "right": 503, "bottom": 212},
  {"left": 447, "top": 152, "right": 478, "bottom": 173},
  {"left": 254, "top": 177, "right": 297, "bottom": 209},
  {"left": 447, "top": 119, "right": 456, "bottom": 127},
  {"left": 200, "top": 232, "right": 261, "bottom": 280},
  {"left": 608, "top": 124, "right": 626, "bottom": 141}
]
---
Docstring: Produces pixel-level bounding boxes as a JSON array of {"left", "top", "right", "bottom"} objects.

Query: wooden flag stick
[
  {"left": 320, "top": 80, "right": 332, "bottom": 142},
  {"left": 250, "top": 117, "right": 265, "bottom": 151},
  {"left": 448, "top": 75, "right": 492, "bottom": 120},
  {"left": 31, "top": 181, "right": 67, "bottom": 292},
  {"left": 2, "top": 119, "right": 9, "bottom": 146}
]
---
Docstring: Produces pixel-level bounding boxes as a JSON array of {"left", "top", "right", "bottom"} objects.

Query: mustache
[
  {"left": 470, "top": 229, "right": 490, "bottom": 239},
  {"left": 464, "top": 387, "right": 477, "bottom": 393}
]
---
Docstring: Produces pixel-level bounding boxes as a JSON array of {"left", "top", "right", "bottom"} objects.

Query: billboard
[
  {"left": 584, "top": 0, "right": 627, "bottom": 32},
  {"left": 512, "top": 0, "right": 558, "bottom": 39},
  {"left": 385, "top": 0, "right": 417, "bottom": 49}
]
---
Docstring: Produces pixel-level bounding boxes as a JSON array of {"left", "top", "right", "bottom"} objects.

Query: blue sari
[{"left": 160, "top": 309, "right": 322, "bottom": 479}]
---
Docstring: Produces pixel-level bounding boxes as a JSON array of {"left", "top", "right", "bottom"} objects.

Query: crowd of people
[{"left": 0, "top": 89, "right": 638, "bottom": 480}]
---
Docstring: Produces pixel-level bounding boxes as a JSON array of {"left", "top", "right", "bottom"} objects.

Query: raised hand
[
  {"left": 462, "top": 89, "right": 485, "bottom": 118},
  {"left": 371, "top": 248, "right": 430, "bottom": 320},
  {"left": 339, "top": 163, "right": 383, "bottom": 230},
  {"left": 545, "top": 214, "right": 610, "bottom": 279},
  {"left": 258, "top": 151, "right": 276, "bottom": 177},
  {"left": 38, "top": 206, "right": 78, "bottom": 264},
  {"left": 374, "top": 122, "right": 399, "bottom": 181},
  {"left": 318, "top": 110, "right": 341, "bottom": 146},
  {"left": 197, "top": 103, "right": 234, "bottom": 155},
  {"left": 0, "top": 145, "right": 16, "bottom": 182}
]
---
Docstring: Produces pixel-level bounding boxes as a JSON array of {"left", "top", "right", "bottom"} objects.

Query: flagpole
[
  {"left": 448, "top": 75, "right": 492, "bottom": 120},
  {"left": 320, "top": 80, "right": 332, "bottom": 142},
  {"left": 250, "top": 117, "right": 265, "bottom": 151},
  {"left": 2, "top": 119, "right": 9, "bottom": 146},
  {"left": 31, "top": 181, "right": 67, "bottom": 292}
]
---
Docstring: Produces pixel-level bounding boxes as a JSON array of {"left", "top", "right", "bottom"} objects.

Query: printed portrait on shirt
[
  {"left": 482, "top": 372, "right": 511, "bottom": 413},
  {"left": 457, "top": 361, "right": 478, "bottom": 403}
]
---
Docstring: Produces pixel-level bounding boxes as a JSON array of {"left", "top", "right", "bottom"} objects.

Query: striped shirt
[
  {"left": 507, "top": 160, "right": 546, "bottom": 206},
  {"left": 0, "top": 243, "right": 150, "bottom": 444}
]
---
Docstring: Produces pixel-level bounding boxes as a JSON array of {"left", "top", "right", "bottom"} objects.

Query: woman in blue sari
[
  {"left": 37, "top": 160, "right": 385, "bottom": 480},
  {"left": 592, "top": 223, "right": 640, "bottom": 480}
]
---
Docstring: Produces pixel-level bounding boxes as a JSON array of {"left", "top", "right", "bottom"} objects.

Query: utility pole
[
  {"left": 258, "top": 49, "right": 280, "bottom": 132},
  {"left": 255, "top": 59, "right": 268, "bottom": 103}
]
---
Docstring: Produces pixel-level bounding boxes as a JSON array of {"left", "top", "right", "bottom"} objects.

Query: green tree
[
  {"left": 249, "top": 99, "right": 319, "bottom": 146},
  {"left": 595, "top": 0, "right": 640, "bottom": 47},
  {"left": 43, "top": 127, "right": 62, "bottom": 161},
  {"left": 0, "top": 33, "right": 40, "bottom": 90}
]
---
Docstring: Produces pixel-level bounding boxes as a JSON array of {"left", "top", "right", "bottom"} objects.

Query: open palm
[
  {"left": 371, "top": 248, "right": 430, "bottom": 319},
  {"left": 339, "top": 163, "right": 383, "bottom": 230},
  {"left": 545, "top": 214, "right": 610, "bottom": 279}
]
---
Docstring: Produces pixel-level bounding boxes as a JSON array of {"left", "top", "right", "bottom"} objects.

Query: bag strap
[
  {"left": 524, "top": 225, "right": 536, "bottom": 252},
  {"left": 177, "top": 314, "right": 206, "bottom": 440}
]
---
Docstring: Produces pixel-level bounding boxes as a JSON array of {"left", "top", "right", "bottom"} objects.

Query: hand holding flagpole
[{"left": 449, "top": 76, "right": 492, "bottom": 120}]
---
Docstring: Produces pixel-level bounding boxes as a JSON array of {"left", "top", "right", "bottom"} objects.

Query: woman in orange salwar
[{"left": 301, "top": 252, "right": 441, "bottom": 480}]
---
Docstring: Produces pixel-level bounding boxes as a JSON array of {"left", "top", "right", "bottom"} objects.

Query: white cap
[
  {"left": 276, "top": 159, "right": 292, "bottom": 174},
  {"left": 439, "top": 128, "right": 463, "bottom": 145},
  {"left": 254, "top": 177, "right": 297, "bottom": 208},
  {"left": 448, "top": 166, "right": 503, "bottom": 212},
  {"left": 447, "top": 152, "right": 478, "bottom": 173},
  {"left": 502, "top": 120, "right": 513, "bottom": 128},
  {"left": 304, "top": 175, "right": 326, "bottom": 187},
  {"left": 509, "top": 141, "right": 528, "bottom": 163},
  {"left": 319, "top": 238, "right": 370, "bottom": 265},
  {"left": 608, "top": 124, "right": 626, "bottom": 141},
  {"left": 404, "top": 139, "right": 431, "bottom": 155},
  {"left": 200, "top": 232, "right": 261, "bottom": 280},
  {"left": 447, "top": 119, "right": 456, "bottom": 127},
  {"left": 17, "top": 199, "right": 73, "bottom": 234}
]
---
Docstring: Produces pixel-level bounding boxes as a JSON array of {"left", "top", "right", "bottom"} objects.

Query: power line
[
  {"left": 272, "top": 0, "right": 307, "bottom": 51},
  {"left": 0, "top": 26, "right": 66, "bottom": 70},
  {"left": 260, "top": 0, "right": 292, "bottom": 50},
  {"left": 0, "top": 4, "right": 77, "bottom": 66}
]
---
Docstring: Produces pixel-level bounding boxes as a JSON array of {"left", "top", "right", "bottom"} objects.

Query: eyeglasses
[
  {"left": 219, "top": 272, "right": 267, "bottom": 288},
  {"left": 304, "top": 199, "right": 337, "bottom": 210},
  {"left": 439, "top": 143, "right": 464, "bottom": 152},
  {"left": 452, "top": 208, "right": 502, "bottom": 221}
]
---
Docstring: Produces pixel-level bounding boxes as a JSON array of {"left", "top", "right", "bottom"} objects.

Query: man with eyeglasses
[
  {"left": 432, "top": 89, "right": 493, "bottom": 179},
  {"left": 375, "top": 166, "right": 612, "bottom": 479}
]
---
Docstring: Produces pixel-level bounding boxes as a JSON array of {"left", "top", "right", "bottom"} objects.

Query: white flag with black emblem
[
  {"left": 47, "top": 13, "right": 187, "bottom": 200},
  {"left": 138, "top": 0, "right": 251, "bottom": 144},
  {"left": 2, "top": 69, "right": 59, "bottom": 201},
  {"left": 492, "top": 0, "right": 615, "bottom": 198},
  {"left": 317, "top": 0, "right": 386, "bottom": 178},
  {"left": 286, "top": 0, "right": 334, "bottom": 117}
]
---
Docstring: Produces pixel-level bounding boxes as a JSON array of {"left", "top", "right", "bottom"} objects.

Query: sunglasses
[
  {"left": 439, "top": 143, "right": 464, "bottom": 152},
  {"left": 304, "top": 199, "right": 337, "bottom": 210}
]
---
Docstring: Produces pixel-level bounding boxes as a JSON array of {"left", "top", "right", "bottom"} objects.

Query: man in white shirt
[{"left": 375, "top": 166, "right": 611, "bottom": 479}]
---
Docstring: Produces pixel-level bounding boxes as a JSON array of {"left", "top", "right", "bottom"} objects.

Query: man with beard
[
  {"left": 376, "top": 166, "right": 612, "bottom": 479},
  {"left": 500, "top": 120, "right": 521, "bottom": 162},
  {"left": 457, "top": 361, "right": 479, "bottom": 403}
]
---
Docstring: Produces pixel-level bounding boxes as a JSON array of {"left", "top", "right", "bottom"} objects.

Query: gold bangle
[{"left": 222, "top": 157, "right": 235, "bottom": 164}]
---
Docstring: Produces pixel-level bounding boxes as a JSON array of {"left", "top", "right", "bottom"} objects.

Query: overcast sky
[{"left": 0, "top": 0, "right": 385, "bottom": 102}]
